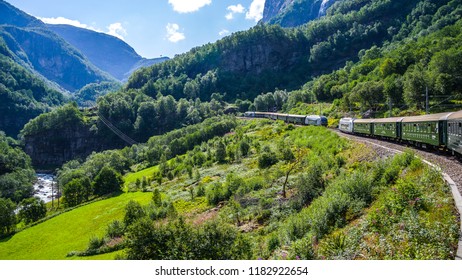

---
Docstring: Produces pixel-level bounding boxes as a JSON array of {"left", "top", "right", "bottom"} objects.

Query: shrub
[
  {"left": 258, "top": 151, "right": 278, "bottom": 169},
  {"left": 87, "top": 236, "right": 105, "bottom": 251},
  {"left": 92, "top": 166, "right": 124, "bottom": 196},
  {"left": 125, "top": 218, "right": 253, "bottom": 260},
  {"left": 18, "top": 197, "right": 47, "bottom": 224},
  {"left": 206, "top": 182, "right": 223, "bottom": 205},
  {"left": 0, "top": 198, "right": 16, "bottom": 237},
  {"left": 293, "top": 162, "right": 325, "bottom": 209},
  {"left": 106, "top": 220, "right": 125, "bottom": 239},
  {"left": 63, "top": 177, "right": 92, "bottom": 207},
  {"left": 124, "top": 200, "right": 146, "bottom": 227},
  {"left": 290, "top": 235, "right": 315, "bottom": 260}
]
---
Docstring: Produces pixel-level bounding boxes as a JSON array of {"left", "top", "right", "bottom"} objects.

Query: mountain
[
  {"left": 0, "top": 0, "right": 43, "bottom": 27},
  {"left": 0, "top": 25, "right": 115, "bottom": 92},
  {"left": 0, "top": 36, "right": 66, "bottom": 137},
  {"left": 262, "top": 0, "right": 339, "bottom": 27},
  {"left": 126, "top": 0, "right": 459, "bottom": 102},
  {"left": 0, "top": 0, "right": 114, "bottom": 92},
  {"left": 47, "top": 24, "right": 169, "bottom": 81}
]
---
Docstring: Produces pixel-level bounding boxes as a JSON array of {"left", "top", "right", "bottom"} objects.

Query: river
[{"left": 33, "top": 174, "right": 58, "bottom": 204}]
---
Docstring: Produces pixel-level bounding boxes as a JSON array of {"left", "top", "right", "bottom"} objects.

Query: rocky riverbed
[{"left": 33, "top": 174, "right": 58, "bottom": 203}]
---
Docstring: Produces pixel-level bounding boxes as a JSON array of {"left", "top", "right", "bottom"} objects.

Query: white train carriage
[{"left": 339, "top": 118, "right": 355, "bottom": 133}]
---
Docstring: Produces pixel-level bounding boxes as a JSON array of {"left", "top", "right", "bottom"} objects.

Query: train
[
  {"left": 339, "top": 110, "right": 462, "bottom": 155},
  {"left": 244, "top": 112, "right": 328, "bottom": 126}
]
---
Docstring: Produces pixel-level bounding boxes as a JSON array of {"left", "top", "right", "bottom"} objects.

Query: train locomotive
[
  {"left": 339, "top": 110, "right": 462, "bottom": 155},
  {"left": 245, "top": 112, "right": 328, "bottom": 126}
]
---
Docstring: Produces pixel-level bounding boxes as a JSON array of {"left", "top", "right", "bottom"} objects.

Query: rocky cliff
[
  {"left": 262, "top": 0, "right": 338, "bottom": 27},
  {"left": 262, "top": 0, "right": 295, "bottom": 23},
  {"left": 23, "top": 123, "right": 123, "bottom": 167}
]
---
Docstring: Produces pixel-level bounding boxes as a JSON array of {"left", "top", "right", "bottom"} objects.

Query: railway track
[{"left": 335, "top": 129, "right": 462, "bottom": 260}]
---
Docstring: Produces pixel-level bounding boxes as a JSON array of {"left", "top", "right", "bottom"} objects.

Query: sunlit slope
[{"left": 0, "top": 192, "right": 151, "bottom": 260}]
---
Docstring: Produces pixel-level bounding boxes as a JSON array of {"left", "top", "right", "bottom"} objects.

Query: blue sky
[{"left": 6, "top": 0, "right": 265, "bottom": 58}]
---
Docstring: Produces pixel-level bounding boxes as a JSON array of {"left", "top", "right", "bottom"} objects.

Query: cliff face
[
  {"left": 262, "top": 0, "right": 338, "bottom": 27},
  {"left": 1, "top": 26, "right": 114, "bottom": 92},
  {"left": 23, "top": 124, "right": 122, "bottom": 167},
  {"left": 25, "top": 124, "right": 94, "bottom": 167},
  {"left": 220, "top": 39, "right": 304, "bottom": 74},
  {"left": 262, "top": 0, "right": 295, "bottom": 23}
]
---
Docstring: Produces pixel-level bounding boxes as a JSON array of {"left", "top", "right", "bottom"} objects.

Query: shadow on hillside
[{"left": 0, "top": 235, "right": 13, "bottom": 243}]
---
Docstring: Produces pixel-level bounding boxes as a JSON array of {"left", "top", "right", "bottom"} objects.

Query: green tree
[
  {"left": 124, "top": 200, "right": 146, "bottom": 227},
  {"left": 403, "top": 65, "right": 430, "bottom": 109},
  {"left": 93, "top": 166, "right": 124, "bottom": 196},
  {"left": 215, "top": 141, "right": 227, "bottom": 163},
  {"left": 63, "top": 177, "right": 92, "bottom": 207},
  {"left": 239, "top": 139, "right": 251, "bottom": 157},
  {"left": 18, "top": 197, "right": 47, "bottom": 224},
  {"left": 0, "top": 198, "right": 16, "bottom": 237}
]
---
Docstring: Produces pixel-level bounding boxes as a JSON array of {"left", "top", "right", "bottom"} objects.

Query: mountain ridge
[{"left": 47, "top": 24, "right": 169, "bottom": 81}]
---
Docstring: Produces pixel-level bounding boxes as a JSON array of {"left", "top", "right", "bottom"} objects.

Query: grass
[
  {"left": 0, "top": 192, "right": 152, "bottom": 260},
  {"left": 124, "top": 166, "right": 159, "bottom": 188}
]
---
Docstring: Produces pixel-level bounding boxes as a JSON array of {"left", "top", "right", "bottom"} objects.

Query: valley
[{"left": 1, "top": 0, "right": 462, "bottom": 261}]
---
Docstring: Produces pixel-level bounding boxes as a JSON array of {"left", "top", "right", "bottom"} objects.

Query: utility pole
[
  {"left": 51, "top": 178, "right": 54, "bottom": 209},
  {"left": 426, "top": 86, "right": 429, "bottom": 114},
  {"left": 389, "top": 98, "right": 393, "bottom": 117}
]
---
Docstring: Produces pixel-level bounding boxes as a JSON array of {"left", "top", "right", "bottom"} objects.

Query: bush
[
  {"left": 93, "top": 166, "right": 124, "bottom": 196},
  {"left": 87, "top": 236, "right": 105, "bottom": 251},
  {"left": 124, "top": 200, "right": 146, "bottom": 227},
  {"left": 293, "top": 162, "right": 325, "bottom": 209},
  {"left": 125, "top": 218, "right": 253, "bottom": 260},
  {"left": 18, "top": 197, "right": 47, "bottom": 224},
  {"left": 258, "top": 151, "right": 278, "bottom": 169},
  {"left": 106, "top": 220, "right": 125, "bottom": 239},
  {"left": 206, "top": 182, "right": 227, "bottom": 206},
  {"left": 0, "top": 198, "right": 16, "bottom": 237},
  {"left": 290, "top": 235, "right": 315, "bottom": 260},
  {"left": 63, "top": 177, "right": 92, "bottom": 207}
]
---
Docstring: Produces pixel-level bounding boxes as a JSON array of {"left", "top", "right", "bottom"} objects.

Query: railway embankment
[{"left": 337, "top": 131, "right": 462, "bottom": 260}]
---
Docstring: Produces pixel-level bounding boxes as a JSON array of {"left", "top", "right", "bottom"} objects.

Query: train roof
[
  {"left": 354, "top": 119, "right": 374, "bottom": 124},
  {"left": 306, "top": 115, "right": 322, "bottom": 120},
  {"left": 447, "top": 110, "right": 462, "bottom": 120},
  {"left": 373, "top": 117, "right": 405, "bottom": 123},
  {"left": 401, "top": 112, "right": 455, "bottom": 123},
  {"left": 291, "top": 114, "right": 311, "bottom": 118}
]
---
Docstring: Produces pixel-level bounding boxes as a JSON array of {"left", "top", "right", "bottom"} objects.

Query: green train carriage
[
  {"left": 401, "top": 112, "right": 454, "bottom": 147},
  {"left": 373, "top": 117, "right": 404, "bottom": 139},
  {"left": 353, "top": 119, "right": 373, "bottom": 135},
  {"left": 447, "top": 111, "right": 462, "bottom": 155}
]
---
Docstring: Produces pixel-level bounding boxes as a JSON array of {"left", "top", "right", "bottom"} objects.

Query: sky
[{"left": 6, "top": 0, "right": 266, "bottom": 59}]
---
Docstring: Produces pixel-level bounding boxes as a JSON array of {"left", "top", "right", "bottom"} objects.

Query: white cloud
[
  {"left": 40, "top": 17, "right": 128, "bottom": 41},
  {"left": 228, "top": 4, "right": 245, "bottom": 14},
  {"left": 168, "top": 0, "right": 212, "bottom": 13},
  {"left": 39, "top": 17, "right": 102, "bottom": 32},
  {"left": 246, "top": 0, "right": 265, "bottom": 22},
  {"left": 166, "top": 23, "right": 185, "bottom": 43},
  {"left": 226, "top": 4, "right": 245, "bottom": 20},
  {"left": 219, "top": 29, "right": 230, "bottom": 37},
  {"left": 107, "top": 23, "right": 127, "bottom": 40}
]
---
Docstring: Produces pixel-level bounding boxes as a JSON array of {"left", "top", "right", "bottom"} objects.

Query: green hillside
[
  {"left": 0, "top": 192, "right": 151, "bottom": 260},
  {"left": 4, "top": 119, "right": 455, "bottom": 260},
  {"left": 126, "top": 0, "right": 458, "bottom": 102}
]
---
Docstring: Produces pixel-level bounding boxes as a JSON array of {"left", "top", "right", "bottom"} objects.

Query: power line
[{"left": 97, "top": 111, "right": 138, "bottom": 146}]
